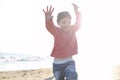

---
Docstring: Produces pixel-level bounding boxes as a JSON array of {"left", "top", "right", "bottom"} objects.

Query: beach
[
  {"left": 0, "top": 68, "right": 54, "bottom": 80},
  {"left": 0, "top": 64, "right": 118, "bottom": 80},
  {"left": 0, "top": 53, "right": 118, "bottom": 80},
  {"left": 112, "top": 65, "right": 120, "bottom": 80}
]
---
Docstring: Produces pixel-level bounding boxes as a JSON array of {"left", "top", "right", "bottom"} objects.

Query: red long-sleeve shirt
[{"left": 45, "top": 12, "right": 81, "bottom": 58}]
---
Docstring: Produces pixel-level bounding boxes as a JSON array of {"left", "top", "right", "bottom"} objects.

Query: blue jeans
[{"left": 53, "top": 60, "right": 78, "bottom": 80}]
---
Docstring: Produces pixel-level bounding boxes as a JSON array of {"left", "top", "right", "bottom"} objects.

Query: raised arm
[
  {"left": 43, "top": 6, "right": 56, "bottom": 35},
  {"left": 72, "top": 3, "right": 81, "bottom": 32}
]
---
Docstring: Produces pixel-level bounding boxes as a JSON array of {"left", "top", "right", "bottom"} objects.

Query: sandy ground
[
  {"left": 0, "top": 66, "right": 119, "bottom": 80},
  {"left": 0, "top": 63, "right": 119, "bottom": 80},
  {"left": 113, "top": 65, "right": 120, "bottom": 80},
  {"left": 0, "top": 68, "right": 54, "bottom": 80}
]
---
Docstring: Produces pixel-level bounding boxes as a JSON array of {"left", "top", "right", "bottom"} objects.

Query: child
[{"left": 43, "top": 3, "right": 81, "bottom": 80}]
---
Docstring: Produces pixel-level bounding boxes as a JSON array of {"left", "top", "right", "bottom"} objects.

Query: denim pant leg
[
  {"left": 53, "top": 63, "right": 65, "bottom": 80},
  {"left": 65, "top": 61, "right": 78, "bottom": 80}
]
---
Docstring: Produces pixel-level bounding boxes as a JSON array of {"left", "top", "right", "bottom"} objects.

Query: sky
[
  {"left": 0, "top": 0, "right": 120, "bottom": 80},
  {"left": 0, "top": 0, "right": 82, "bottom": 56}
]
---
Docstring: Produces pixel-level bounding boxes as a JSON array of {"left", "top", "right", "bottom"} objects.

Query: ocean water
[{"left": 0, "top": 53, "right": 53, "bottom": 71}]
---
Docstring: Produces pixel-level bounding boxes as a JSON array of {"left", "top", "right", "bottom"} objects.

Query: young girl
[{"left": 43, "top": 3, "right": 81, "bottom": 80}]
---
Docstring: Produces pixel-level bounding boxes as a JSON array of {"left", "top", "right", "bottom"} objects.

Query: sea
[{"left": 0, "top": 53, "right": 53, "bottom": 71}]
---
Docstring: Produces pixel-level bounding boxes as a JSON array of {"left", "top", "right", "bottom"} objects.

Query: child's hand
[
  {"left": 43, "top": 6, "right": 54, "bottom": 20},
  {"left": 72, "top": 3, "right": 79, "bottom": 14}
]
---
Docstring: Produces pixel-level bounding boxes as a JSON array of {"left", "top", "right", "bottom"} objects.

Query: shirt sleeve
[
  {"left": 72, "top": 12, "right": 81, "bottom": 32},
  {"left": 45, "top": 18, "right": 56, "bottom": 35}
]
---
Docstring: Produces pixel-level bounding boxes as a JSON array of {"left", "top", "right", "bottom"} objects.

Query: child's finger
[
  {"left": 49, "top": 6, "right": 52, "bottom": 12},
  {"left": 72, "top": 3, "right": 79, "bottom": 8},
  {"left": 51, "top": 8, "right": 54, "bottom": 14},
  {"left": 43, "top": 9, "right": 46, "bottom": 14},
  {"left": 72, "top": 3, "right": 75, "bottom": 6}
]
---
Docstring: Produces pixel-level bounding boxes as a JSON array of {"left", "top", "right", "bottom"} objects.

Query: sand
[
  {"left": 113, "top": 65, "right": 120, "bottom": 80},
  {"left": 0, "top": 68, "right": 54, "bottom": 80},
  {"left": 0, "top": 65, "right": 119, "bottom": 80}
]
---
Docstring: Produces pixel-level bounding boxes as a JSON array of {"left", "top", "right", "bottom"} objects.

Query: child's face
[{"left": 59, "top": 17, "right": 71, "bottom": 31}]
